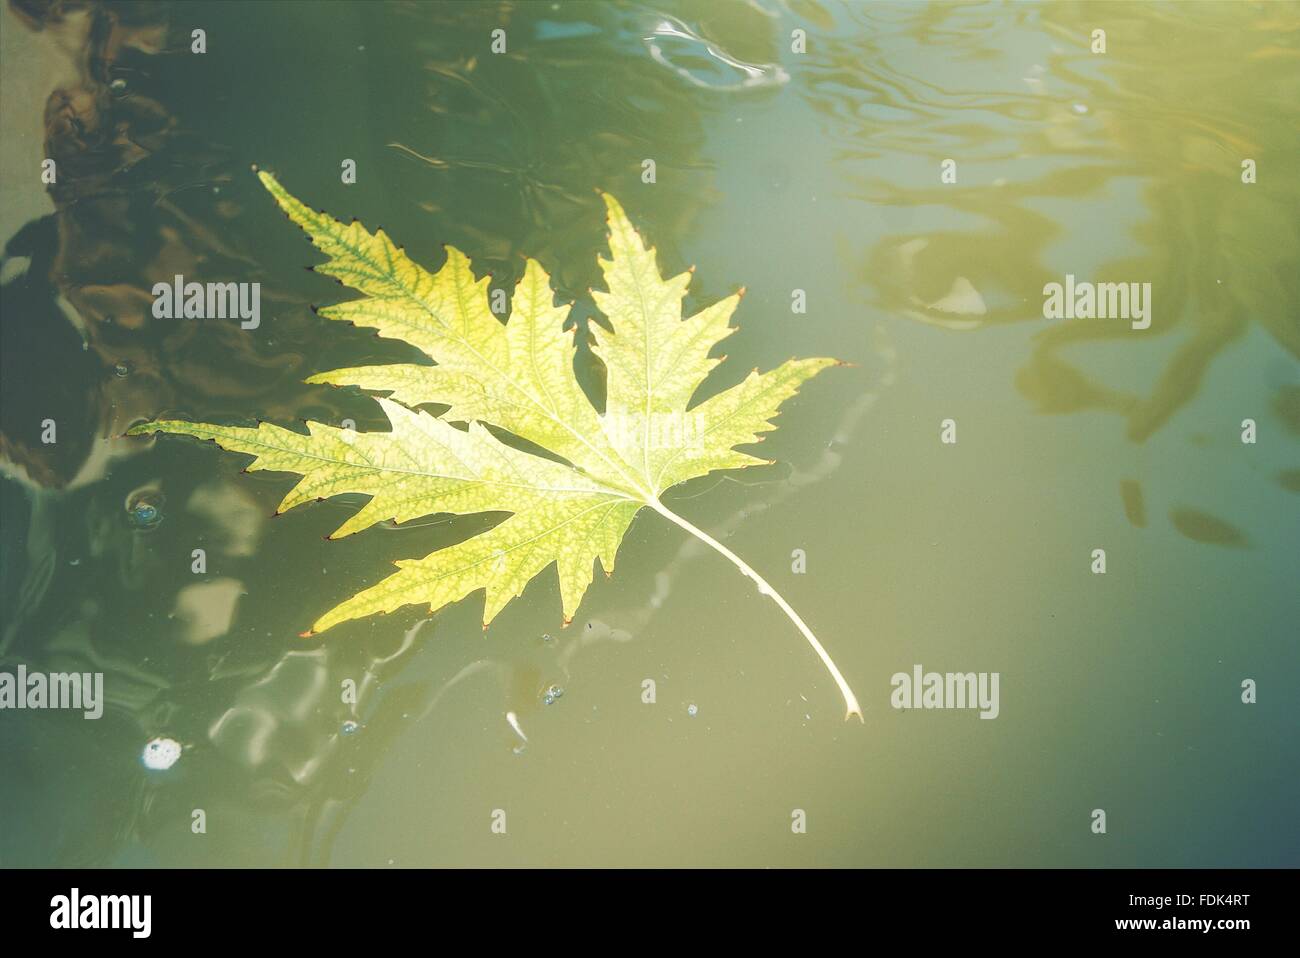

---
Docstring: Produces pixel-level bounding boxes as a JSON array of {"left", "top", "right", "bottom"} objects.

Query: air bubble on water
[
  {"left": 125, "top": 489, "right": 164, "bottom": 529},
  {"left": 109, "top": 77, "right": 127, "bottom": 94},
  {"left": 341, "top": 720, "right": 359, "bottom": 735},
  {"left": 113, "top": 361, "right": 131, "bottom": 378},
  {"left": 142, "top": 737, "right": 181, "bottom": 770},
  {"left": 687, "top": 703, "right": 698, "bottom": 716},
  {"left": 541, "top": 632, "right": 553, "bottom": 644},
  {"left": 542, "top": 684, "right": 564, "bottom": 705},
  {"left": 129, "top": 501, "right": 160, "bottom": 527}
]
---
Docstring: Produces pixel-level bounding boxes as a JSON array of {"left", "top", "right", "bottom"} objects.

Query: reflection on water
[
  {"left": 819, "top": 3, "right": 1299, "bottom": 436},
  {"left": 642, "top": 11, "right": 789, "bottom": 91},
  {"left": 802, "top": 1, "right": 1297, "bottom": 546},
  {"left": 1, "top": 1, "right": 1296, "bottom": 866}
]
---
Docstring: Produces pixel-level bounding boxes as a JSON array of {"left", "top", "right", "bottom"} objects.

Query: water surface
[{"left": 1, "top": 0, "right": 1297, "bottom": 866}]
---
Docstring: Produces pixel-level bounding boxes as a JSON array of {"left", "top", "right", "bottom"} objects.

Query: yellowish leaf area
[{"left": 130, "top": 173, "right": 862, "bottom": 719}]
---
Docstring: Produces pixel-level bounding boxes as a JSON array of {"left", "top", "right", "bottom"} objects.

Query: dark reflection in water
[
  {"left": 1119, "top": 478, "right": 1145, "bottom": 528},
  {"left": 804, "top": 3, "right": 1298, "bottom": 425},
  {"left": 0, "top": 0, "right": 802, "bottom": 865},
  {"left": 1168, "top": 507, "right": 1248, "bottom": 548},
  {"left": 795, "top": 0, "right": 1298, "bottom": 543}
]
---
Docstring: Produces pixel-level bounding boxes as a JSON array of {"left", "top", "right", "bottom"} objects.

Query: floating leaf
[{"left": 130, "top": 173, "right": 860, "bottom": 720}]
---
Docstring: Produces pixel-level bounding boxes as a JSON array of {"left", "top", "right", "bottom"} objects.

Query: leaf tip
[{"left": 598, "top": 190, "right": 628, "bottom": 220}]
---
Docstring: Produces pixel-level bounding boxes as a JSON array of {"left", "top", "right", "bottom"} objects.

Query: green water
[{"left": 1, "top": 0, "right": 1296, "bottom": 867}]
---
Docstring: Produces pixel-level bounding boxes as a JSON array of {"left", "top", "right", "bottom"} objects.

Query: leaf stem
[{"left": 650, "top": 499, "right": 864, "bottom": 723}]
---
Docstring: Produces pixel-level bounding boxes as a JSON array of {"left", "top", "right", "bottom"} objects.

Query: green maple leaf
[{"left": 129, "top": 172, "right": 861, "bottom": 720}]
